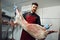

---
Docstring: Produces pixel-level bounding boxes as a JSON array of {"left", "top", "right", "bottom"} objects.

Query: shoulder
[
  {"left": 35, "top": 14, "right": 40, "bottom": 18},
  {"left": 23, "top": 11, "right": 30, "bottom": 15}
]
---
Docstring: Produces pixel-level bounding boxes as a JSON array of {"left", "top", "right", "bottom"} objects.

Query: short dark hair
[{"left": 32, "top": 2, "right": 38, "bottom": 7}]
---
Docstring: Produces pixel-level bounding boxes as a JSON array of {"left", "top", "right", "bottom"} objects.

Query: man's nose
[{"left": 33, "top": 8, "right": 36, "bottom": 10}]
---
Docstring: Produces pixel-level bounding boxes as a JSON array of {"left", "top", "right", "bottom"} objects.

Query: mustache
[{"left": 33, "top": 10, "right": 36, "bottom": 11}]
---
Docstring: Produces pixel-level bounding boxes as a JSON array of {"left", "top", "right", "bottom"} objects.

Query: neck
[{"left": 31, "top": 11, "right": 36, "bottom": 13}]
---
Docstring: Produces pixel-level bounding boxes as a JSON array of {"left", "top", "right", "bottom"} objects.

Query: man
[
  {"left": 20, "top": 2, "right": 57, "bottom": 40},
  {"left": 20, "top": 2, "right": 41, "bottom": 40}
]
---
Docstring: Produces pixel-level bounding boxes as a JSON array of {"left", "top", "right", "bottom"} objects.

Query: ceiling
[{"left": 1, "top": 0, "right": 60, "bottom": 13}]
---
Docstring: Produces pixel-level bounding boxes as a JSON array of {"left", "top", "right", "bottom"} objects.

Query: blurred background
[{"left": 1, "top": 0, "right": 60, "bottom": 40}]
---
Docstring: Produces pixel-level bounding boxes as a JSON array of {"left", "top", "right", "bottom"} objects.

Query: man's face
[{"left": 31, "top": 5, "right": 38, "bottom": 13}]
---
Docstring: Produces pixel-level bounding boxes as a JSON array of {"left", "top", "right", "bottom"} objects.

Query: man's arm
[
  {"left": 36, "top": 16, "right": 44, "bottom": 27},
  {"left": 22, "top": 12, "right": 28, "bottom": 20}
]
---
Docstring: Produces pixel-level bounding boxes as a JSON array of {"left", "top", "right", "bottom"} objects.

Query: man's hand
[{"left": 44, "top": 24, "right": 52, "bottom": 30}]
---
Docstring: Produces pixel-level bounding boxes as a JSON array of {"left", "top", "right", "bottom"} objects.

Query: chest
[{"left": 25, "top": 14, "right": 37, "bottom": 23}]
